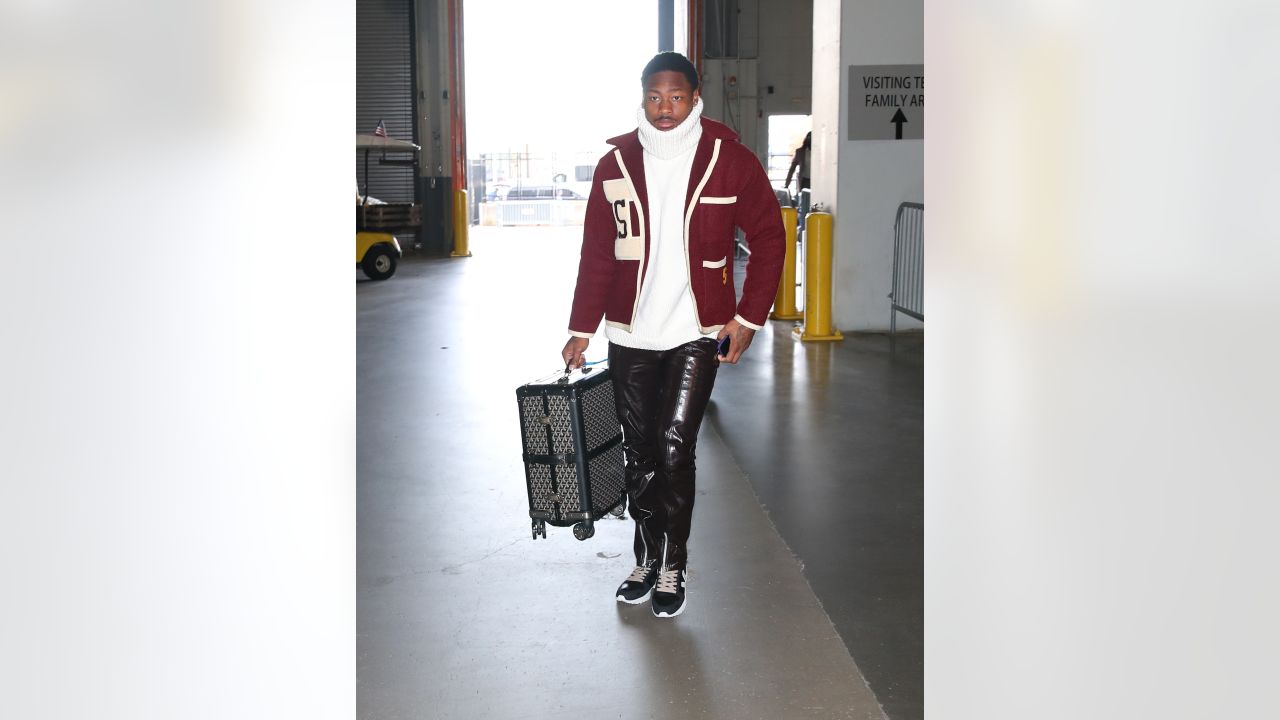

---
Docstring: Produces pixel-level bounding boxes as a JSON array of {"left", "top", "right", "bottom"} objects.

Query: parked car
[{"left": 497, "top": 185, "right": 585, "bottom": 201}]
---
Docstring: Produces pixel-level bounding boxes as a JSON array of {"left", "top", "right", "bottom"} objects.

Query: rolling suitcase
[{"left": 516, "top": 362, "right": 626, "bottom": 541}]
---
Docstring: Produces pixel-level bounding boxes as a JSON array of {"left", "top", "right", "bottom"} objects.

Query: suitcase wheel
[
  {"left": 610, "top": 500, "right": 626, "bottom": 518},
  {"left": 532, "top": 519, "right": 546, "bottom": 540},
  {"left": 572, "top": 522, "right": 594, "bottom": 541}
]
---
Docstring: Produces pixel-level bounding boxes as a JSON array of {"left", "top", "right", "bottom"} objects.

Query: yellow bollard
[
  {"left": 450, "top": 188, "right": 472, "bottom": 257},
  {"left": 771, "top": 207, "right": 803, "bottom": 320},
  {"left": 794, "top": 211, "right": 843, "bottom": 342}
]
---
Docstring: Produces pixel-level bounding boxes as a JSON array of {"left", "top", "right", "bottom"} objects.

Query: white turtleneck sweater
[{"left": 606, "top": 100, "right": 718, "bottom": 351}]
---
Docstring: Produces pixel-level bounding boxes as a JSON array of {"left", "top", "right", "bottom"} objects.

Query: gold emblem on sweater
[{"left": 722, "top": 267, "right": 728, "bottom": 285}]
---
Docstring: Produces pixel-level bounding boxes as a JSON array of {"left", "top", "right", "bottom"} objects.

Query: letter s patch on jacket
[
  {"left": 602, "top": 179, "right": 636, "bottom": 240},
  {"left": 603, "top": 178, "right": 643, "bottom": 259}
]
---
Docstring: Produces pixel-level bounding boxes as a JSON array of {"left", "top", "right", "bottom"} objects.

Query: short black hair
[{"left": 641, "top": 52, "right": 699, "bottom": 91}]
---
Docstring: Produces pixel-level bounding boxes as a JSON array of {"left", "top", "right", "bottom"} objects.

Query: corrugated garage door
[{"left": 357, "top": 0, "right": 416, "bottom": 203}]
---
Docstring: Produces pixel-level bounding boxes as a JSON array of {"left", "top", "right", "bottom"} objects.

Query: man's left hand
[{"left": 715, "top": 319, "right": 756, "bottom": 365}]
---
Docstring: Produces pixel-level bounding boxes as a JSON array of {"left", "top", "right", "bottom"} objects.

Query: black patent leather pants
[{"left": 608, "top": 338, "right": 719, "bottom": 571}]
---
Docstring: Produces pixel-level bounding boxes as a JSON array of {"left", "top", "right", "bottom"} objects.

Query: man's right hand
[{"left": 562, "top": 336, "right": 590, "bottom": 369}]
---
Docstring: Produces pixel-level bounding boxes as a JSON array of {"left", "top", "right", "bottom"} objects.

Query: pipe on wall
[
  {"left": 688, "top": 0, "right": 703, "bottom": 77},
  {"left": 659, "top": 0, "right": 674, "bottom": 51},
  {"left": 446, "top": 0, "right": 467, "bottom": 185},
  {"left": 446, "top": 0, "right": 470, "bottom": 256}
]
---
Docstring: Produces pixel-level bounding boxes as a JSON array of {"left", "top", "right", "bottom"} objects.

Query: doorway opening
[
  {"left": 767, "top": 114, "right": 812, "bottom": 193},
  {"left": 463, "top": 0, "right": 656, "bottom": 251}
]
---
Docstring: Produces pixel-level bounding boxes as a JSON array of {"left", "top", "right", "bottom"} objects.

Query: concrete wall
[
  {"left": 701, "top": 58, "right": 761, "bottom": 163},
  {"left": 698, "top": 0, "right": 813, "bottom": 162},
  {"left": 834, "top": 0, "right": 924, "bottom": 331},
  {"left": 755, "top": 0, "right": 813, "bottom": 129}
]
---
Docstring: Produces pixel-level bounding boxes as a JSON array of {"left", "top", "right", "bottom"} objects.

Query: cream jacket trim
[
  {"left": 614, "top": 237, "right": 643, "bottom": 260},
  {"left": 734, "top": 313, "right": 764, "bottom": 331},
  {"left": 612, "top": 149, "right": 647, "bottom": 327},
  {"left": 682, "top": 138, "right": 722, "bottom": 330}
]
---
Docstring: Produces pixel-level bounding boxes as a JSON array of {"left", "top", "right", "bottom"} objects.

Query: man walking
[{"left": 561, "top": 52, "right": 784, "bottom": 618}]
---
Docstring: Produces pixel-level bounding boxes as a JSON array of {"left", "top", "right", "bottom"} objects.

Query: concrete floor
[{"left": 358, "top": 226, "right": 921, "bottom": 719}]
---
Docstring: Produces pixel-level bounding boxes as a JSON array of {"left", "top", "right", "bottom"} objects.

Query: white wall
[{"left": 833, "top": 0, "right": 923, "bottom": 331}]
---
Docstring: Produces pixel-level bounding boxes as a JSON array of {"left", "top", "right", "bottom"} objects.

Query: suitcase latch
[{"left": 540, "top": 414, "right": 552, "bottom": 426}]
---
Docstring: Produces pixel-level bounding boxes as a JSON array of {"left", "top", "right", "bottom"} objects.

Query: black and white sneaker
[
  {"left": 616, "top": 561, "right": 658, "bottom": 604},
  {"left": 650, "top": 566, "right": 687, "bottom": 618}
]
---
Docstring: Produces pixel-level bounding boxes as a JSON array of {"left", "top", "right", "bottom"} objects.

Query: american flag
[{"left": 373, "top": 120, "right": 387, "bottom": 137}]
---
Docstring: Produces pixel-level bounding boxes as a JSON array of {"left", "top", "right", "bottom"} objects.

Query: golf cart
[{"left": 357, "top": 132, "right": 423, "bottom": 280}]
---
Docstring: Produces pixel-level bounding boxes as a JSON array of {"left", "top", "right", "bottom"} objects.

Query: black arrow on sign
[{"left": 891, "top": 109, "right": 908, "bottom": 139}]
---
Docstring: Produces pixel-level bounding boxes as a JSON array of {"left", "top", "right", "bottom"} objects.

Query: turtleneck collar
[{"left": 635, "top": 98, "right": 704, "bottom": 160}]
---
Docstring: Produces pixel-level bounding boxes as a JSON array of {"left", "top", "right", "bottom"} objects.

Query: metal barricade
[
  {"left": 485, "top": 200, "right": 587, "bottom": 227},
  {"left": 889, "top": 202, "right": 923, "bottom": 350},
  {"left": 500, "top": 200, "right": 552, "bottom": 226}
]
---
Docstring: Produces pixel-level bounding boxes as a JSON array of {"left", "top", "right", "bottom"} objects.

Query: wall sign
[{"left": 848, "top": 64, "right": 924, "bottom": 141}]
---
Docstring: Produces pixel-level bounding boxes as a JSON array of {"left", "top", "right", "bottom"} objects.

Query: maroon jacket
[{"left": 567, "top": 117, "right": 784, "bottom": 338}]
